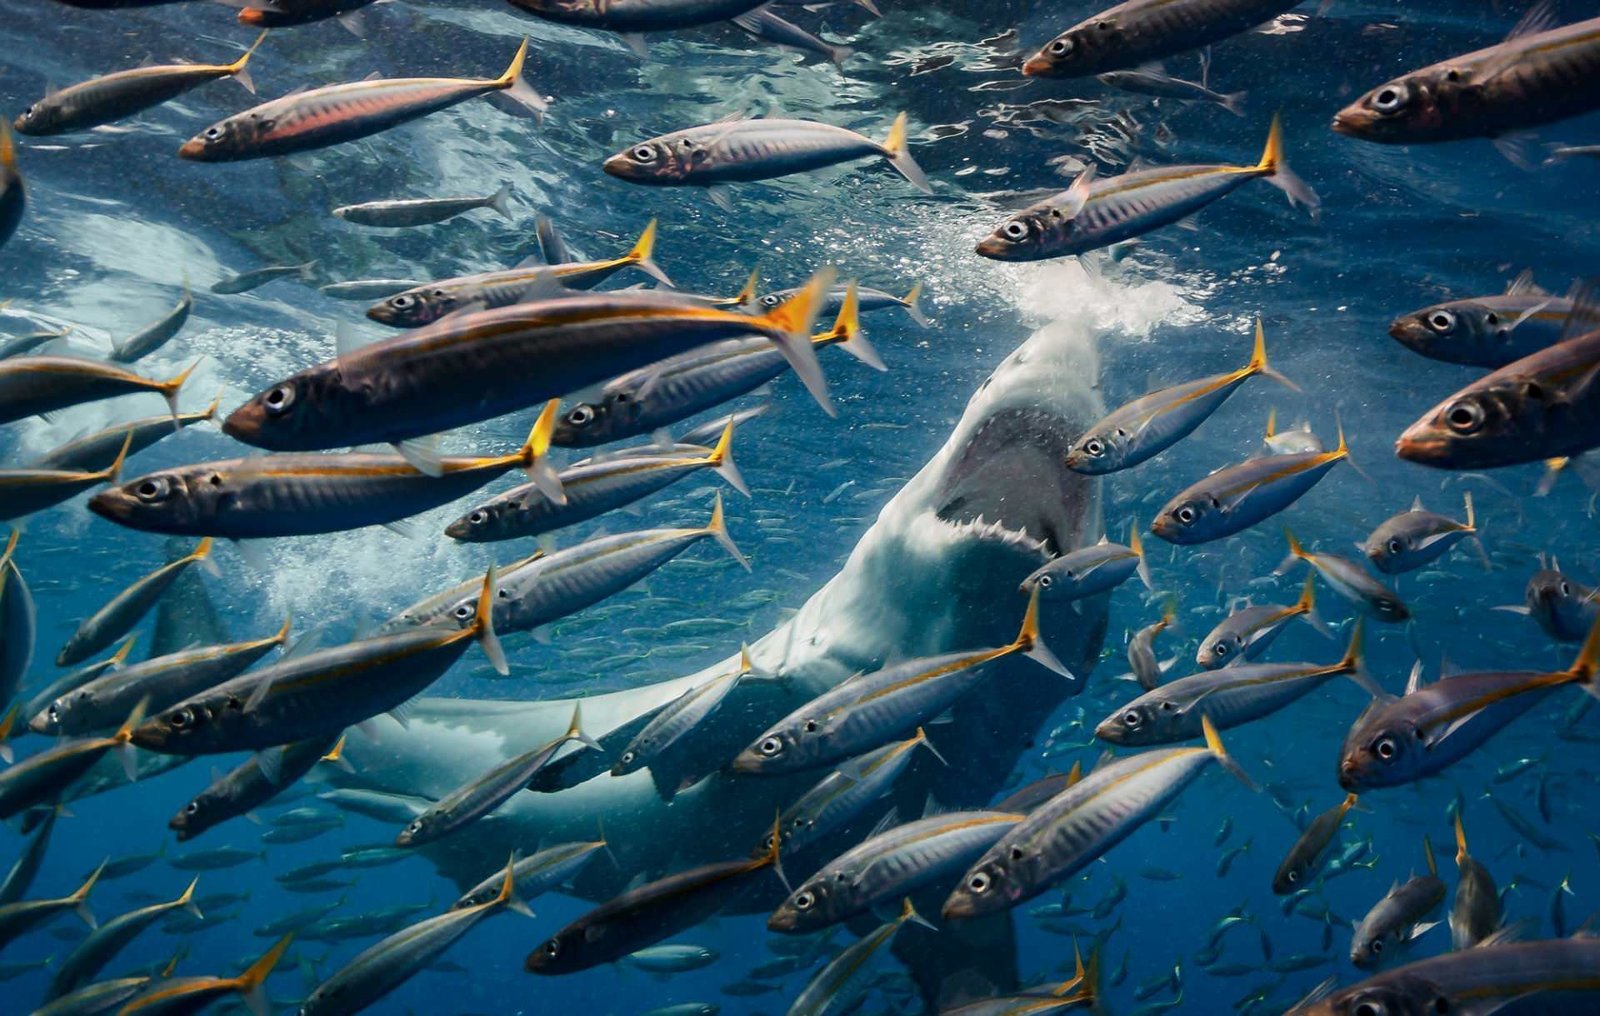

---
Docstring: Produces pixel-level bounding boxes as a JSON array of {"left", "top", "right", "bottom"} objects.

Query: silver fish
[
  {"left": 1021, "top": 530, "right": 1152, "bottom": 603},
  {"left": 1021, "top": 0, "right": 1303, "bottom": 78},
  {"left": 449, "top": 840, "right": 606, "bottom": 912},
  {"left": 0, "top": 862, "right": 103, "bottom": 952},
  {"left": 1450, "top": 814, "right": 1501, "bottom": 950},
  {"left": 1127, "top": 599, "right": 1178, "bottom": 690},
  {"left": 1272, "top": 793, "right": 1358, "bottom": 894},
  {"left": 0, "top": 356, "right": 195, "bottom": 426},
  {"left": 209, "top": 260, "right": 316, "bottom": 294},
  {"left": 612, "top": 649, "right": 755, "bottom": 778},
  {"left": 117, "top": 935, "right": 292, "bottom": 1016},
  {"left": 1151, "top": 430, "right": 1349, "bottom": 546},
  {"left": 1196, "top": 572, "right": 1329, "bottom": 670},
  {"left": 1362, "top": 493, "right": 1480, "bottom": 574},
  {"left": 1278, "top": 530, "right": 1409, "bottom": 624},
  {"left": 30, "top": 395, "right": 219, "bottom": 472},
  {"left": 180, "top": 40, "right": 544, "bottom": 161},
  {"left": 112, "top": 286, "right": 193, "bottom": 364},
  {"left": 56, "top": 537, "right": 218, "bottom": 666},
  {"left": 333, "top": 184, "right": 513, "bottom": 227},
  {"left": 732, "top": 7, "right": 853, "bottom": 67},
  {"left": 787, "top": 899, "right": 925, "bottom": 1016},
  {"left": 1389, "top": 271, "right": 1576, "bottom": 368},
  {"left": 1098, "top": 69, "right": 1246, "bottom": 115},
  {"left": 0, "top": 531, "right": 35, "bottom": 720},
  {"left": 45, "top": 878, "right": 201, "bottom": 1001},
  {"left": 505, "top": 0, "right": 768, "bottom": 32},
  {"left": 169, "top": 733, "right": 339, "bottom": 842},
  {"left": 1349, "top": 838, "right": 1444, "bottom": 969}
]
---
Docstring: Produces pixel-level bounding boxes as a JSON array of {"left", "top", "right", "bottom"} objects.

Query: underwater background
[{"left": 1, "top": 0, "right": 1599, "bottom": 1013}]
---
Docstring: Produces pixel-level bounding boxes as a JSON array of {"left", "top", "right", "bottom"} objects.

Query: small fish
[
  {"left": 0, "top": 806, "right": 56, "bottom": 905},
  {"left": 602, "top": 113, "right": 931, "bottom": 203},
  {"left": 0, "top": 356, "right": 195, "bottom": 426},
  {"left": 1388, "top": 271, "right": 1577, "bottom": 368},
  {"left": 1338, "top": 620, "right": 1600, "bottom": 791},
  {"left": 36, "top": 399, "right": 217, "bottom": 474},
  {"left": 613, "top": 649, "right": 756, "bottom": 778},
  {"left": 1098, "top": 69, "right": 1246, "bottom": 115},
  {"left": 397, "top": 704, "right": 600, "bottom": 847},
  {"left": 0, "top": 706, "right": 143, "bottom": 820},
  {"left": 1216, "top": 839, "right": 1251, "bottom": 878},
  {"left": 1021, "top": 0, "right": 1302, "bottom": 78},
  {"left": 1362, "top": 493, "right": 1481, "bottom": 575},
  {"left": 1066, "top": 320, "right": 1295, "bottom": 473},
  {"left": 318, "top": 278, "right": 425, "bottom": 301},
  {"left": 0, "top": 432, "right": 133, "bottom": 523},
  {"left": 1151, "top": 428, "right": 1349, "bottom": 546},
  {"left": 1128, "top": 597, "right": 1178, "bottom": 690},
  {"left": 0, "top": 324, "right": 71, "bottom": 360},
  {"left": 746, "top": 280, "right": 927, "bottom": 327},
  {"left": 625, "top": 944, "right": 720, "bottom": 974},
  {"left": 504, "top": 0, "right": 768, "bottom": 33},
  {"left": 333, "top": 184, "right": 514, "bottom": 227},
  {"left": 1020, "top": 528, "right": 1153, "bottom": 604},
  {"left": 977, "top": 117, "right": 1317, "bottom": 260},
  {"left": 732, "top": 7, "right": 853, "bottom": 67},
  {"left": 112, "top": 285, "right": 193, "bottom": 364},
  {"left": 1277, "top": 529, "right": 1409, "bottom": 624},
  {"left": 57, "top": 536, "right": 217, "bottom": 666},
  {"left": 944, "top": 716, "right": 1252, "bottom": 919},
  {"left": 170, "top": 733, "right": 339, "bottom": 842},
  {"left": 14, "top": 34, "right": 263, "bottom": 135},
  {"left": 762, "top": 728, "right": 943, "bottom": 857},
  {"left": 1272, "top": 793, "right": 1358, "bottom": 894},
  {"left": 209, "top": 260, "right": 316, "bottom": 294},
  {"left": 1263, "top": 409, "right": 1323, "bottom": 456},
  {"left": 367, "top": 220, "right": 669, "bottom": 328},
  {"left": 169, "top": 847, "right": 263, "bottom": 871},
  {"left": 733, "top": 588, "right": 1068, "bottom": 774},
  {"left": 181, "top": 40, "right": 544, "bottom": 161},
  {"left": 1332, "top": 8, "right": 1600, "bottom": 163},
  {"left": 450, "top": 840, "right": 606, "bottom": 913},
  {"left": 1509, "top": 560, "right": 1600, "bottom": 642},
  {"left": 300, "top": 858, "right": 520, "bottom": 1015},
  {"left": 1196, "top": 573, "right": 1330, "bottom": 670},
  {"left": 1349, "top": 839, "right": 1445, "bottom": 970}
]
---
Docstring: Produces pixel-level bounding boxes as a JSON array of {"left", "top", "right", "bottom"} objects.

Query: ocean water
[{"left": 1, "top": 1, "right": 1598, "bottom": 1014}]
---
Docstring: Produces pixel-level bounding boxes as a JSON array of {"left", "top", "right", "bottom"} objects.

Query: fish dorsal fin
[
  {"left": 864, "top": 807, "right": 900, "bottom": 840},
  {"left": 1059, "top": 164, "right": 1097, "bottom": 219},
  {"left": 1504, "top": 0, "right": 1560, "bottom": 43},
  {"left": 1438, "top": 655, "right": 1463, "bottom": 679},
  {"left": 1505, "top": 269, "right": 1548, "bottom": 297},
  {"left": 1410, "top": 495, "right": 1424, "bottom": 512},
  {"left": 1405, "top": 660, "right": 1425, "bottom": 695},
  {"left": 393, "top": 436, "right": 443, "bottom": 477}
]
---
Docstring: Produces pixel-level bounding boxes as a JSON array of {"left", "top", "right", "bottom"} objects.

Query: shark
[{"left": 327, "top": 304, "right": 1111, "bottom": 1008}]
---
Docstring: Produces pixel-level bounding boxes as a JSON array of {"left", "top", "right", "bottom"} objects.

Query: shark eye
[
  {"left": 1002, "top": 221, "right": 1028, "bottom": 241},
  {"left": 1374, "top": 737, "right": 1397, "bottom": 760},
  {"left": 793, "top": 891, "right": 815, "bottom": 910},
  {"left": 1444, "top": 401, "right": 1484, "bottom": 434},
  {"left": 1371, "top": 82, "right": 1409, "bottom": 113},
  {"left": 1427, "top": 310, "right": 1456, "bottom": 332},
  {"left": 1387, "top": 538, "right": 1403, "bottom": 555}
]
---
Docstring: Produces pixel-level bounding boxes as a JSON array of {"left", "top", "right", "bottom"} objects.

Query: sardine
[
  {"left": 787, "top": 899, "right": 926, "bottom": 1016},
  {"left": 449, "top": 840, "right": 606, "bottom": 912},
  {"left": 1128, "top": 598, "right": 1178, "bottom": 690},
  {"left": 1450, "top": 813, "right": 1501, "bottom": 950},
  {"left": 1151, "top": 428, "right": 1348, "bottom": 545},
  {"left": 333, "top": 183, "right": 513, "bottom": 227},
  {"left": 45, "top": 878, "right": 201, "bottom": 1001},
  {"left": 0, "top": 431, "right": 132, "bottom": 522},
  {"left": 180, "top": 40, "right": 544, "bottom": 160},
  {"left": 117, "top": 935, "right": 291, "bottom": 1016},
  {"left": 0, "top": 706, "right": 143, "bottom": 819},
  {"left": 1098, "top": 68, "right": 1246, "bottom": 115},
  {"left": 1020, "top": 529, "right": 1152, "bottom": 603},
  {"left": 209, "top": 260, "right": 316, "bottom": 294},
  {"left": 1196, "top": 573, "right": 1329, "bottom": 670},
  {"left": 14, "top": 34, "right": 262, "bottom": 135},
  {"left": 612, "top": 649, "right": 755, "bottom": 778},
  {"left": 1277, "top": 530, "right": 1409, "bottom": 623},
  {"left": 30, "top": 395, "right": 219, "bottom": 472},
  {"left": 1362, "top": 493, "right": 1480, "bottom": 574},
  {"left": 0, "top": 862, "right": 104, "bottom": 952}
]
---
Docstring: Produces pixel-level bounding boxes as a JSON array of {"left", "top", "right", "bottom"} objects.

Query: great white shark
[{"left": 328, "top": 306, "right": 1111, "bottom": 1008}]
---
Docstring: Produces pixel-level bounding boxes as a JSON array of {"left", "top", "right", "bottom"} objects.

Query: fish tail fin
[
  {"left": 1222, "top": 89, "right": 1248, "bottom": 117},
  {"left": 71, "top": 859, "right": 106, "bottom": 929},
  {"left": 492, "top": 852, "right": 519, "bottom": 909},
  {"left": 177, "top": 876, "right": 203, "bottom": 919},
  {"left": 235, "top": 934, "right": 292, "bottom": 1016},
  {"left": 705, "top": 418, "right": 750, "bottom": 497},
  {"left": 1201, "top": 713, "right": 1256, "bottom": 791},
  {"left": 901, "top": 280, "right": 930, "bottom": 327},
  {"left": 199, "top": 388, "right": 223, "bottom": 423},
  {"left": 881, "top": 112, "right": 932, "bottom": 194},
  {"left": 1275, "top": 527, "right": 1308, "bottom": 576},
  {"left": 495, "top": 39, "right": 548, "bottom": 120},
  {"left": 0, "top": 527, "right": 17, "bottom": 569},
  {"left": 900, "top": 896, "right": 936, "bottom": 931},
  {"left": 0, "top": 703, "right": 17, "bottom": 764},
  {"left": 473, "top": 566, "right": 509, "bottom": 676},
  {"left": 705, "top": 491, "right": 750, "bottom": 571},
  {"left": 1264, "top": 407, "right": 1278, "bottom": 441},
  {"left": 754, "top": 266, "right": 837, "bottom": 415},
  {"left": 1462, "top": 490, "right": 1492, "bottom": 570},
  {"left": 731, "top": 266, "right": 760, "bottom": 308},
  {"left": 1565, "top": 614, "right": 1600, "bottom": 697},
  {"left": 160, "top": 359, "right": 202, "bottom": 420},
  {"left": 271, "top": 615, "right": 292, "bottom": 647},
  {"left": 1014, "top": 586, "right": 1077, "bottom": 680},
  {"left": 1247, "top": 317, "right": 1299, "bottom": 391},
  {"left": 567, "top": 702, "right": 603, "bottom": 752},
  {"left": 189, "top": 535, "right": 220, "bottom": 577},
  {"left": 1337, "top": 620, "right": 1383, "bottom": 697},
  {"left": 1295, "top": 572, "right": 1332, "bottom": 638},
  {"left": 1423, "top": 835, "right": 1437, "bottom": 876},
  {"left": 913, "top": 725, "right": 949, "bottom": 766},
  {"left": 111, "top": 635, "right": 138, "bottom": 666},
  {"left": 758, "top": 812, "right": 789, "bottom": 890},
  {"left": 0, "top": 123, "right": 15, "bottom": 173},
  {"left": 98, "top": 430, "right": 135, "bottom": 485},
  {"left": 488, "top": 182, "right": 514, "bottom": 222},
  {"left": 824, "top": 282, "right": 885, "bottom": 371},
  {"left": 1256, "top": 113, "right": 1320, "bottom": 215},
  {"left": 626, "top": 219, "right": 673, "bottom": 287},
  {"left": 1454, "top": 812, "right": 1470, "bottom": 865},
  {"left": 320, "top": 733, "right": 355, "bottom": 773},
  {"left": 520, "top": 400, "right": 566, "bottom": 506},
  {"left": 229, "top": 30, "right": 267, "bottom": 94},
  {"left": 1129, "top": 524, "right": 1153, "bottom": 591}
]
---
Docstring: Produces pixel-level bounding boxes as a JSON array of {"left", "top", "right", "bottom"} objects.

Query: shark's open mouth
[{"left": 933, "top": 406, "right": 1082, "bottom": 561}]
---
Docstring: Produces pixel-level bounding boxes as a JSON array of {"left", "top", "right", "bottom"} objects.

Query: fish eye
[
  {"left": 1175, "top": 506, "right": 1197, "bottom": 525},
  {"left": 134, "top": 476, "right": 171, "bottom": 502},
  {"left": 1374, "top": 737, "right": 1397, "bottom": 760},
  {"left": 1387, "top": 538, "right": 1402, "bottom": 555},
  {"left": 263, "top": 383, "right": 296, "bottom": 415},
  {"left": 762, "top": 295, "right": 780, "bottom": 308},
  {"left": 1286, "top": 870, "right": 1298, "bottom": 883},
  {"left": 47, "top": 704, "right": 59, "bottom": 721},
  {"left": 1427, "top": 310, "right": 1456, "bottom": 332},
  {"left": 1485, "top": 312, "right": 1500, "bottom": 326},
  {"left": 1037, "top": 575, "right": 1053, "bottom": 587},
  {"left": 1048, "top": 37, "right": 1073, "bottom": 55},
  {"left": 468, "top": 510, "right": 488, "bottom": 526},
  {"left": 1432, "top": 998, "right": 1449, "bottom": 1014},
  {"left": 185, "top": 801, "right": 199, "bottom": 815},
  {"left": 1371, "top": 83, "right": 1408, "bottom": 113},
  {"left": 392, "top": 295, "right": 414, "bottom": 309},
  {"left": 204, "top": 126, "right": 222, "bottom": 139},
  {"left": 1084, "top": 438, "right": 1105, "bottom": 457},
  {"left": 1370, "top": 939, "right": 1384, "bottom": 954},
  {"left": 1001, "top": 220, "right": 1029, "bottom": 241},
  {"left": 759, "top": 736, "right": 783, "bottom": 756},
  {"left": 170, "top": 708, "right": 194, "bottom": 729},
  {"left": 631, "top": 145, "right": 658, "bottom": 163},
  {"left": 1561, "top": 581, "right": 1572, "bottom": 596},
  {"left": 1122, "top": 711, "right": 1141, "bottom": 728},
  {"left": 1213, "top": 642, "right": 1230, "bottom": 657},
  {"left": 567, "top": 406, "right": 595, "bottom": 426},
  {"left": 543, "top": 939, "right": 560, "bottom": 957},
  {"left": 1355, "top": 1003, "right": 1383, "bottom": 1016},
  {"left": 1443, "top": 401, "right": 1484, "bottom": 434},
  {"left": 794, "top": 891, "right": 815, "bottom": 910},
  {"left": 968, "top": 872, "right": 991, "bottom": 893},
  {"left": 452, "top": 602, "right": 474, "bottom": 620}
]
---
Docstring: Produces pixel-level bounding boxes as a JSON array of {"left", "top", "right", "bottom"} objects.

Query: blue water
[{"left": 2, "top": 1, "right": 1599, "bottom": 1014}]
